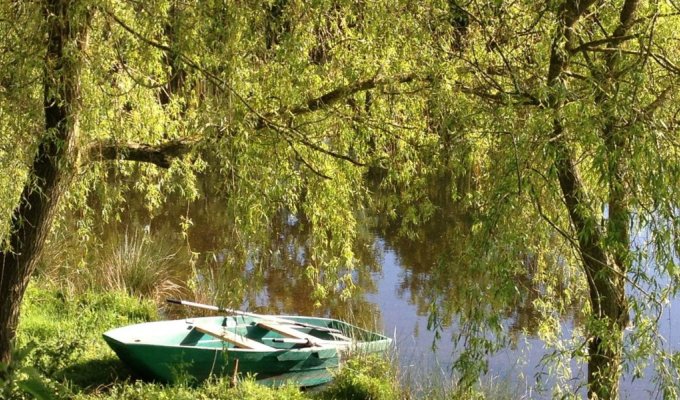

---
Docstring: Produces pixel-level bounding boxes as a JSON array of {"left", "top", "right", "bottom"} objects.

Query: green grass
[
  {"left": 70, "top": 379, "right": 308, "bottom": 400},
  {"left": 316, "top": 356, "right": 398, "bottom": 400}
]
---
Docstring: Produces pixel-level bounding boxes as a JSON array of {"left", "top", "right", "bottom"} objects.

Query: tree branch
[
  {"left": 86, "top": 137, "right": 199, "bottom": 168},
  {"left": 86, "top": 72, "right": 421, "bottom": 171},
  {"left": 568, "top": 34, "right": 639, "bottom": 54},
  {"left": 285, "top": 72, "right": 420, "bottom": 116},
  {"left": 640, "top": 85, "right": 674, "bottom": 119},
  {"left": 456, "top": 84, "right": 541, "bottom": 106},
  {"left": 104, "top": 9, "right": 173, "bottom": 53}
]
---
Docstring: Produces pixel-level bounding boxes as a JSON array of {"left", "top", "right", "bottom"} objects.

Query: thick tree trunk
[
  {"left": 543, "top": 1, "right": 638, "bottom": 397},
  {"left": 587, "top": 321, "right": 623, "bottom": 400},
  {"left": 583, "top": 2, "right": 638, "bottom": 397},
  {"left": 552, "top": 121, "right": 627, "bottom": 399},
  {"left": 556, "top": 155, "right": 626, "bottom": 399},
  {"left": 0, "top": 0, "right": 85, "bottom": 366}
]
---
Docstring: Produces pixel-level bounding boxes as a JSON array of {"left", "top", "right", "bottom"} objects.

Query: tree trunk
[
  {"left": 543, "top": 1, "right": 635, "bottom": 397},
  {"left": 552, "top": 122, "right": 627, "bottom": 399},
  {"left": 587, "top": 320, "right": 623, "bottom": 400},
  {"left": 584, "top": 253, "right": 626, "bottom": 400},
  {"left": 0, "top": 0, "right": 86, "bottom": 366},
  {"left": 582, "top": 1, "right": 638, "bottom": 396}
]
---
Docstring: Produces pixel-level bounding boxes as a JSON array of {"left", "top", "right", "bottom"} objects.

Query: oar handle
[
  {"left": 166, "top": 299, "right": 222, "bottom": 312},
  {"left": 167, "top": 299, "right": 257, "bottom": 318}
]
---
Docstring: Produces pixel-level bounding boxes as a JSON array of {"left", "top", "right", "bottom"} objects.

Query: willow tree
[
  {"left": 413, "top": 0, "right": 680, "bottom": 398},
  {"left": 3, "top": 0, "right": 679, "bottom": 397},
  {"left": 0, "top": 0, "right": 431, "bottom": 366}
]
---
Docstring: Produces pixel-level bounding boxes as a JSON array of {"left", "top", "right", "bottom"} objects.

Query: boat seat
[
  {"left": 193, "top": 324, "right": 274, "bottom": 350},
  {"left": 256, "top": 321, "right": 325, "bottom": 347}
]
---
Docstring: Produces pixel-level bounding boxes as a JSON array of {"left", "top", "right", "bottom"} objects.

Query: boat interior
[{"left": 177, "top": 316, "right": 355, "bottom": 350}]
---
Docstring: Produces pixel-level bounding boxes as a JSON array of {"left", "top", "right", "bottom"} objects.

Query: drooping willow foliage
[{"left": 1, "top": 0, "right": 679, "bottom": 397}]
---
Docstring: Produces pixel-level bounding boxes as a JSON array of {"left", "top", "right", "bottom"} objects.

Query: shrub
[{"left": 317, "top": 355, "right": 398, "bottom": 400}]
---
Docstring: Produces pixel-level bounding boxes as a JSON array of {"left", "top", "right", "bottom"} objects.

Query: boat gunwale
[
  {"left": 103, "top": 315, "right": 390, "bottom": 353},
  {"left": 103, "top": 336, "right": 343, "bottom": 353},
  {"left": 104, "top": 334, "right": 390, "bottom": 353}
]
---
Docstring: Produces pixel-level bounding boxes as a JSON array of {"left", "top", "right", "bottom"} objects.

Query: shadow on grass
[{"left": 59, "top": 356, "right": 135, "bottom": 392}]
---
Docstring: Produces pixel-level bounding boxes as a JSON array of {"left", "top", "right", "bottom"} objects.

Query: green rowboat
[{"left": 103, "top": 315, "right": 391, "bottom": 387}]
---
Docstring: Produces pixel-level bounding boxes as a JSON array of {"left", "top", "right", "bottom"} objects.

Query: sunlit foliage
[{"left": 1, "top": 0, "right": 680, "bottom": 397}]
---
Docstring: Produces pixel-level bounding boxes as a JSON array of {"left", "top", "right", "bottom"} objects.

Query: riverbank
[{"left": 1, "top": 281, "right": 505, "bottom": 399}]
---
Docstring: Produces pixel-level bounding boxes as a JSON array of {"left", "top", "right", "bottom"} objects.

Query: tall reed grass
[
  {"left": 95, "top": 231, "right": 187, "bottom": 302},
  {"left": 39, "top": 230, "right": 191, "bottom": 303},
  {"left": 389, "top": 334, "right": 524, "bottom": 399}
]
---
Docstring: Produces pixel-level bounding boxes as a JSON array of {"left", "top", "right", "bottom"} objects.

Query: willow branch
[
  {"left": 456, "top": 84, "right": 541, "bottom": 106},
  {"left": 286, "top": 73, "right": 419, "bottom": 116},
  {"left": 86, "top": 137, "right": 199, "bottom": 168},
  {"left": 640, "top": 85, "right": 674, "bottom": 120},
  {"left": 104, "top": 9, "right": 173, "bottom": 53},
  {"left": 568, "top": 34, "right": 639, "bottom": 54},
  {"left": 282, "top": 135, "right": 332, "bottom": 180}
]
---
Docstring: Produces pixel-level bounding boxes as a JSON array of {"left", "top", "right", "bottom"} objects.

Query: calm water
[
  {"left": 66, "top": 176, "right": 680, "bottom": 399},
  {"left": 369, "top": 239, "right": 680, "bottom": 399}
]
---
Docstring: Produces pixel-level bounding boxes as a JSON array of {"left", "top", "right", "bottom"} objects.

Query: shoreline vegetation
[{"left": 1, "top": 280, "right": 512, "bottom": 400}]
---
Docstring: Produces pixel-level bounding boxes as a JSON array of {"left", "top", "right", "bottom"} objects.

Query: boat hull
[{"left": 103, "top": 316, "right": 390, "bottom": 387}]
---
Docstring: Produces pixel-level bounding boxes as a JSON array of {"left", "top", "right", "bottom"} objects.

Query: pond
[{"left": 52, "top": 173, "right": 680, "bottom": 399}]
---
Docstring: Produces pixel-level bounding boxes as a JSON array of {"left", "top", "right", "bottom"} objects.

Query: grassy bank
[{"left": 1, "top": 281, "right": 503, "bottom": 400}]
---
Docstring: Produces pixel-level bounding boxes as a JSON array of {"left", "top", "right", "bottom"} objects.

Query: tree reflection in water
[{"left": 45, "top": 168, "right": 583, "bottom": 386}]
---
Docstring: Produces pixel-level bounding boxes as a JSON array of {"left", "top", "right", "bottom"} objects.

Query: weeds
[
  {"left": 94, "top": 232, "right": 188, "bottom": 302},
  {"left": 39, "top": 231, "right": 190, "bottom": 302},
  {"left": 315, "top": 356, "right": 398, "bottom": 400}
]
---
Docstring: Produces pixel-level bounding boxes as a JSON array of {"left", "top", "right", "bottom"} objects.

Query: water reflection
[
  {"left": 372, "top": 170, "right": 581, "bottom": 339},
  {"left": 45, "top": 169, "right": 583, "bottom": 396}
]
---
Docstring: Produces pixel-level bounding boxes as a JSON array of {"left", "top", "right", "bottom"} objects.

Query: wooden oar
[{"left": 166, "top": 299, "right": 344, "bottom": 335}]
